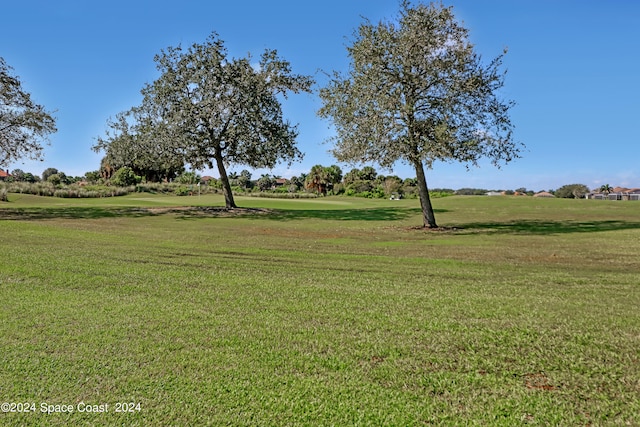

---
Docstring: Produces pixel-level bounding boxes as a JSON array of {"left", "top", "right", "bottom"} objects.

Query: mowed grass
[{"left": 1, "top": 193, "right": 639, "bottom": 426}]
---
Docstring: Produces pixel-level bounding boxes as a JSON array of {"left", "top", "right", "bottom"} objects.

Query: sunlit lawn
[{"left": 1, "top": 193, "right": 639, "bottom": 425}]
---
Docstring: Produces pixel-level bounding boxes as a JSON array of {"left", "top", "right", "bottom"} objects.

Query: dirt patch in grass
[{"left": 524, "top": 372, "right": 558, "bottom": 391}]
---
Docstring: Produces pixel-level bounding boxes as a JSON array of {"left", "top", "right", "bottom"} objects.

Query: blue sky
[{"left": 2, "top": 0, "right": 638, "bottom": 191}]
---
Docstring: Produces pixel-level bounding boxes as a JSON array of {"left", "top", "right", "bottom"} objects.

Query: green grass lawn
[{"left": 1, "top": 193, "right": 639, "bottom": 426}]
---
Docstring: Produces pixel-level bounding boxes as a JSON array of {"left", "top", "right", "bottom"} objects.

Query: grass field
[{"left": 1, "top": 193, "right": 639, "bottom": 426}]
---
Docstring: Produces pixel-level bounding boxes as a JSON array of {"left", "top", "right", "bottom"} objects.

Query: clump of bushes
[
  {"left": 242, "top": 191, "right": 318, "bottom": 199},
  {"left": 175, "top": 186, "right": 193, "bottom": 196},
  {"left": 135, "top": 183, "right": 177, "bottom": 194},
  {"left": 111, "top": 167, "right": 142, "bottom": 187},
  {"left": 3, "top": 181, "right": 133, "bottom": 198}
]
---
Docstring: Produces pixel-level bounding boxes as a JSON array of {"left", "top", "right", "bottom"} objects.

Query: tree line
[{"left": 2, "top": 163, "right": 608, "bottom": 201}]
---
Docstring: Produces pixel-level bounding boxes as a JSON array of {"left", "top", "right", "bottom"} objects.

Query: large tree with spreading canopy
[
  {"left": 95, "top": 32, "right": 313, "bottom": 207},
  {"left": 318, "top": 1, "right": 521, "bottom": 227}
]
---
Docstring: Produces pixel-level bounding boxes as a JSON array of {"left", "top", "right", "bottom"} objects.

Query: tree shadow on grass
[
  {"left": 0, "top": 206, "right": 438, "bottom": 221},
  {"left": 0, "top": 207, "right": 155, "bottom": 220},
  {"left": 0, "top": 205, "right": 431, "bottom": 222},
  {"left": 248, "top": 207, "right": 430, "bottom": 222},
  {"left": 458, "top": 219, "right": 640, "bottom": 235},
  {"left": 171, "top": 206, "right": 433, "bottom": 222},
  {"left": 6, "top": 207, "right": 637, "bottom": 234}
]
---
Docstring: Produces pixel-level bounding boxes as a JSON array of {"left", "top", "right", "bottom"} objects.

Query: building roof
[
  {"left": 534, "top": 191, "right": 555, "bottom": 197},
  {"left": 0, "top": 170, "right": 11, "bottom": 178},
  {"left": 589, "top": 186, "right": 640, "bottom": 194}
]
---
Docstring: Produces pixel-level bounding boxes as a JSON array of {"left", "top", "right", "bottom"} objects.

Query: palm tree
[
  {"left": 599, "top": 184, "right": 612, "bottom": 195},
  {"left": 305, "top": 165, "right": 329, "bottom": 195}
]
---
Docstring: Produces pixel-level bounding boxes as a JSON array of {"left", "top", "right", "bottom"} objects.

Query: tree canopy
[
  {"left": 305, "top": 165, "right": 330, "bottom": 195},
  {"left": 554, "top": 183, "right": 590, "bottom": 199},
  {"left": 318, "top": 1, "right": 521, "bottom": 227},
  {"left": 94, "top": 110, "right": 185, "bottom": 182},
  {"left": 95, "top": 32, "right": 313, "bottom": 208},
  {"left": 0, "top": 57, "right": 56, "bottom": 167}
]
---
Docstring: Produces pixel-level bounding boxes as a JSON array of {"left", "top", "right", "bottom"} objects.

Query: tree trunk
[
  {"left": 413, "top": 159, "right": 438, "bottom": 228},
  {"left": 214, "top": 152, "right": 237, "bottom": 209}
]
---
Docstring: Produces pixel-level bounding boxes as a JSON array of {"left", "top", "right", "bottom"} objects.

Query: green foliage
[
  {"left": 10, "top": 168, "right": 25, "bottom": 181},
  {"left": 41, "top": 167, "right": 59, "bottom": 181},
  {"left": 324, "top": 164, "right": 343, "bottom": 188},
  {"left": 135, "top": 182, "right": 176, "bottom": 194},
  {"left": 355, "top": 187, "right": 386, "bottom": 198},
  {"left": 382, "top": 176, "right": 403, "bottom": 197},
  {"left": 2, "top": 181, "right": 133, "bottom": 198},
  {"left": 358, "top": 166, "right": 378, "bottom": 181},
  {"left": 0, "top": 57, "right": 57, "bottom": 167},
  {"left": 429, "top": 190, "right": 455, "bottom": 198},
  {"left": 347, "top": 181, "right": 370, "bottom": 194},
  {"left": 257, "top": 174, "right": 276, "bottom": 191},
  {"left": 242, "top": 191, "right": 318, "bottom": 199},
  {"left": 20, "top": 171, "right": 39, "bottom": 182},
  {"left": 318, "top": 2, "right": 519, "bottom": 227},
  {"left": 176, "top": 171, "right": 201, "bottom": 185},
  {"left": 331, "top": 183, "right": 345, "bottom": 195},
  {"left": 272, "top": 185, "right": 290, "bottom": 194},
  {"left": 305, "top": 165, "right": 330, "bottom": 194},
  {"left": 456, "top": 188, "right": 489, "bottom": 195},
  {"left": 46, "top": 173, "right": 61, "bottom": 186},
  {"left": 84, "top": 170, "right": 102, "bottom": 183},
  {"left": 231, "top": 169, "right": 253, "bottom": 189},
  {"left": 175, "top": 186, "right": 192, "bottom": 196},
  {"left": 555, "top": 183, "right": 590, "bottom": 199},
  {"left": 98, "top": 32, "right": 314, "bottom": 208},
  {"left": 599, "top": 184, "right": 613, "bottom": 194},
  {"left": 111, "top": 166, "right": 141, "bottom": 187}
]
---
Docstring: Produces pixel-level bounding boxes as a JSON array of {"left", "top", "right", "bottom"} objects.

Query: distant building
[
  {"left": 585, "top": 187, "right": 640, "bottom": 201},
  {"left": 534, "top": 191, "right": 555, "bottom": 198},
  {"left": 0, "top": 170, "right": 11, "bottom": 181}
]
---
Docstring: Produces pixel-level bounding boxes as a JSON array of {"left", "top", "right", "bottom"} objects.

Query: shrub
[
  {"left": 41, "top": 167, "right": 59, "bottom": 181},
  {"left": 242, "top": 192, "right": 317, "bottom": 199},
  {"left": 47, "top": 173, "right": 62, "bottom": 186},
  {"left": 176, "top": 172, "right": 201, "bottom": 185},
  {"left": 54, "top": 189, "right": 78, "bottom": 198},
  {"left": 111, "top": 167, "right": 141, "bottom": 187},
  {"left": 331, "top": 183, "right": 345, "bottom": 195},
  {"left": 0, "top": 181, "right": 133, "bottom": 198},
  {"left": 402, "top": 186, "right": 418, "bottom": 198},
  {"left": 355, "top": 187, "right": 385, "bottom": 198},
  {"left": 555, "top": 184, "right": 590, "bottom": 199},
  {"left": 273, "top": 186, "right": 290, "bottom": 193},
  {"left": 36, "top": 183, "right": 55, "bottom": 196},
  {"left": 135, "top": 183, "right": 175, "bottom": 194},
  {"left": 175, "top": 186, "right": 192, "bottom": 196},
  {"left": 429, "top": 191, "right": 455, "bottom": 198},
  {"left": 456, "top": 188, "right": 489, "bottom": 195}
]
